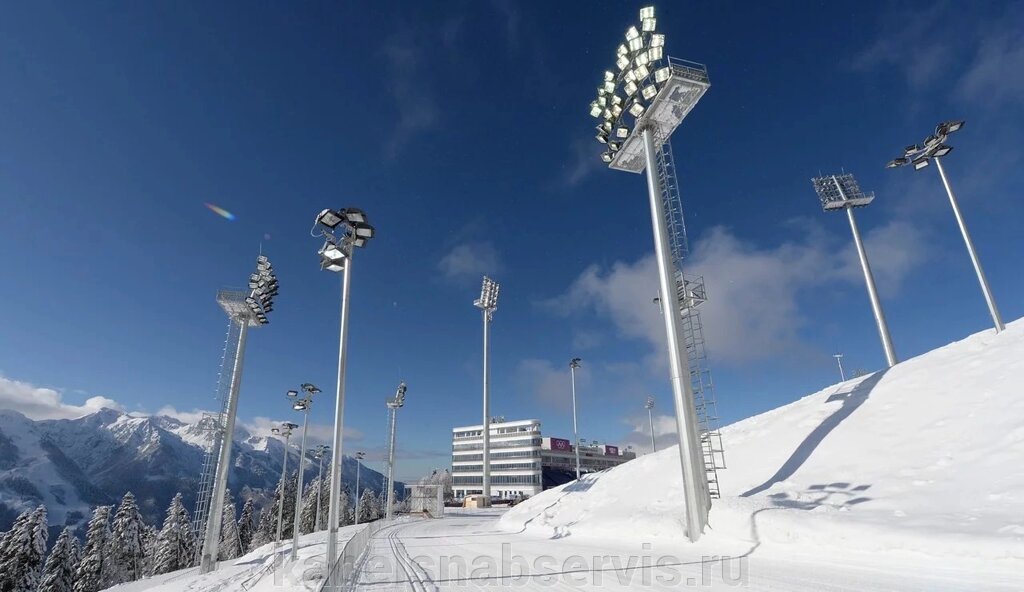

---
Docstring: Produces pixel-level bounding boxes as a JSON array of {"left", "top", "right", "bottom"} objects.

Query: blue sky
[{"left": 1, "top": 1, "right": 1022, "bottom": 481}]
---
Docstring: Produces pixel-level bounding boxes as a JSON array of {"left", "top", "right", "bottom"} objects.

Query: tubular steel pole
[
  {"left": 647, "top": 406, "right": 657, "bottom": 453},
  {"left": 275, "top": 432, "right": 291, "bottom": 544},
  {"left": 934, "top": 159, "right": 1004, "bottom": 333},
  {"left": 481, "top": 310, "right": 492, "bottom": 502},
  {"left": 385, "top": 405, "right": 398, "bottom": 520},
  {"left": 834, "top": 354, "right": 846, "bottom": 382},
  {"left": 325, "top": 252, "right": 353, "bottom": 588},
  {"left": 314, "top": 454, "right": 324, "bottom": 532},
  {"left": 290, "top": 410, "right": 310, "bottom": 560},
  {"left": 199, "top": 321, "right": 249, "bottom": 573},
  {"left": 641, "top": 128, "right": 708, "bottom": 542},
  {"left": 354, "top": 461, "right": 362, "bottom": 525},
  {"left": 569, "top": 363, "right": 581, "bottom": 480}
]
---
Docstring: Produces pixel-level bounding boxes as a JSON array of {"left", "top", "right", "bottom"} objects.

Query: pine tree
[
  {"left": 237, "top": 498, "right": 256, "bottom": 554},
  {"left": 298, "top": 479, "right": 318, "bottom": 534},
  {"left": 218, "top": 490, "right": 241, "bottom": 561},
  {"left": 38, "top": 527, "right": 78, "bottom": 592},
  {"left": 358, "top": 489, "right": 379, "bottom": 523},
  {"left": 139, "top": 524, "right": 158, "bottom": 577},
  {"left": 73, "top": 505, "right": 112, "bottom": 592},
  {"left": 152, "top": 493, "right": 196, "bottom": 575},
  {"left": 250, "top": 505, "right": 274, "bottom": 550},
  {"left": 108, "top": 492, "right": 148, "bottom": 584},
  {"left": 0, "top": 505, "right": 49, "bottom": 592}
]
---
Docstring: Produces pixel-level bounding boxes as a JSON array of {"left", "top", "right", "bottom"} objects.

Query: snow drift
[{"left": 500, "top": 319, "right": 1024, "bottom": 562}]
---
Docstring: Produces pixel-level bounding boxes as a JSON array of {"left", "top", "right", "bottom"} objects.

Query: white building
[
  {"left": 451, "top": 419, "right": 636, "bottom": 500},
  {"left": 451, "top": 419, "right": 543, "bottom": 499}
]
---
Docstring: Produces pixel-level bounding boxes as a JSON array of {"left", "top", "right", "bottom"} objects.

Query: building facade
[{"left": 451, "top": 419, "right": 636, "bottom": 500}]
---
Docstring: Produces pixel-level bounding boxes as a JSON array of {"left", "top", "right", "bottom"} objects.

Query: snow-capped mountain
[{"left": 0, "top": 408, "right": 396, "bottom": 532}]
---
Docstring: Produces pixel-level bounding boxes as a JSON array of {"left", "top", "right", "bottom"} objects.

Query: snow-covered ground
[{"left": 117, "top": 320, "right": 1024, "bottom": 590}]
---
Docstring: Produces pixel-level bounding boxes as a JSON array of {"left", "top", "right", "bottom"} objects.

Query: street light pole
[
  {"left": 887, "top": 120, "right": 1004, "bottom": 333},
  {"left": 312, "top": 207, "right": 375, "bottom": 585},
  {"left": 385, "top": 382, "right": 408, "bottom": 521},
  {"left": 271, "top": 422, "right": 298, "bottom": 545},
  {"left": 354, "top": 451, "right": 365, "bottom": 525},
  {"left": 474, "top": 276, "right": 499, "bottom": 503},
  {"left": 833, "top": 353, "right": 846, "bottom": 382},
  {"left": 313, "top": 445, "right": 329, "bottom": 532},
  {"left": 644, "top": 395, "right": 656, "bottom": 453},
  {"left": 569, "top": 358, "right": 582, "bottom": 480},
  {"left": 289, "top": 384, "right": 320, "bottom": 561}
]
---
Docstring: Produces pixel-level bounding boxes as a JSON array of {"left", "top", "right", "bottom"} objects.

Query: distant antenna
[{"left": 833, "top": 352, "right": 846, "bottom": 382}]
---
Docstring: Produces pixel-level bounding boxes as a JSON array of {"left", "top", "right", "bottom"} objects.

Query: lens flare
[{"left": 204, "top": 202, "right": 236, "bottom": 220}]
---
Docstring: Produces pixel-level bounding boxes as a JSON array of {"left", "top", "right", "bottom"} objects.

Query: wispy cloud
[
  {"left": 545, "top": 220, "right": 927, "bottom": 366},
  {"left": 563, "top": 137, "right": 604, "bottom": 187},
  {"left": 437, "top": 241, "right": 502, "bottom": 282},
  {"left": 0, "top": 374, "right": 123, "bottom": 420}
]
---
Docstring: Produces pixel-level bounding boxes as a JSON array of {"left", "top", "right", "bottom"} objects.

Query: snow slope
[{"left": 500, "top": 319, "right": 1024, "bottom": 565}]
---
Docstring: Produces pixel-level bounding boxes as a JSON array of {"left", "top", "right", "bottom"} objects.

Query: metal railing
[
  {"left": 319, "top": 519, "right": 390, "bottom": 592},
  {"left": 668, "top": 56, "right": 710, "bottom": 84}
]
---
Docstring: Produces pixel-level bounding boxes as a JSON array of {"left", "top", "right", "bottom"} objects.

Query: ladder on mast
[{"left": 654, "top": 141, "right": 726, "bottom": 499}]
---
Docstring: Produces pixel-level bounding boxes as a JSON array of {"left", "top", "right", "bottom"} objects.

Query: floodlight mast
[
  {"left": 313, "top": 445, "right": 329, "bottom": 531},
  {"left": 474, "top": 276, "right": 500, "bottom": 503},
  {"left": 312, "top": 207, "right": 375, "bottom": 587},
  {"left": 200, "top": 256, "right": 278, "bottom": 574},
  {"left": 569, "top": 358, "right": 582, "bottom": 480},
  {"left": 811, "top": 173, "right": 897, "bottom": 368},
  {"left": 645, "top": 395, "right": 657, "bottom": 452},
  {"left": 887, "top": 120, "right": 1004, "bottom": 333},
  {"left": 589, "top": 5, "right": 713, "bottom": 542},
  {"left": 385, "top": 381, "right": 407, "bottom": 520},
  {"left": 354, "top": 451, "right": 366, "bottom": 525},
  {"left": 833, "top": 353, "right": 846, "bottom": 382},
  {"left": 272, "top": 422, "right": 298, "bottom": 546},
  {"left": 290, "top": 384, "right": 320, "bottom": 561}
]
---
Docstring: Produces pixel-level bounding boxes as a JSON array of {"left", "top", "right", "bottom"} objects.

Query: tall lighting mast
[
  {"left": 199, "top": 255, "right": 278, "bottom": 573},
  {"left": 812, "top": 173, "right": 898, "bottom": 368},
  {"left": 312, "top": 445, "right": 329, "bottom": 532},
  {"left": 271, "top": 422, "right": 299, "bottom": 545},
  {"left": 311, "top": 207, "right": 375, "bottom": 584},
  {"left": 353, "top": 451, "right": 366, "bottom": 525},
  {"left": 384, "top": 381, "right": 408, "bottom": 520},
  {"left": 473, "top": 276, "right": 500, "bottom": 503},
  {"left": 569, "top": 358, "right": 582, "bottom": 480},
  {"left": 586, "top": 5, "right": 712, "bottom": 542},
  {"left": 887, "top": 120, "right": 1004, "bottom": 333},
  {"left": 644, "top": 395, "right": 657, "bottom": 453},
  {"left": 288, "top": 383, "right": 320, "bottom": 560}
]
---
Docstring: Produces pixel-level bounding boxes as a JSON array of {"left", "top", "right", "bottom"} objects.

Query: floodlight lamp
[
  {"left": 641, "top": 85, "right": 658, "bottom": 100},
  {"left": 932, "top": 144, "right": 953, "bottom": 157},
  {"left": 611, "top": 104, "right": 623, "bottom": 117},
  {"left": 912, "top": 156, "right": 930, "bottom": 170},
  {"left": 624, "top": 69, "right": 636, "bottom": 84},
  {"left": 629, "top": 102, "right": 645, "bottom": 117},
  {"left": 316, "top": 208, "right": 344, "bottom": 229},
  {"left": 641, "top": 17, "right": 656, "bottom": 32},
  {"left": 639, "top": 6, "right": 655, "bottom": 19},
  {"left": 602, "top": 108, "right": 613, "bottom": 119},
  {"left": 320, "top": 241, "right": 346, "bottom": 262},
  {"left": 636, "top": 51, "right": 650, "bottom": 66},
  {"left": 601, "top": 152, "right": 613, "bottom": 163},
  {"left": 943, "top": 119, "right": 964, "bottom": 133},
  {"left": 608, "top": 141, "right": 620, "bottom": 151},
  {"left": 616, "top": 126, "right": 629, "bottom": 138},
  {"left": 649, "top": 46, "right": 663, "bottom": 61},
  {"left": 352, "top": 236, "right": 367, "bottom": 248},
  {"left": 616, "top": 55, "right": 630, "bottom": 70},
  {"left": 323, "top": 260, "right": 344, "bottom": 273},
  {"left": 610, "top": 94, "right": 622, "bottom": 106},
  {"left": 596, "top": 133, "right": 608, "bottom": 144},
  {"left": 904, "top": 144, "right": 919, "bottom": 155},
  {"left": 302, "top": 383, "right": 320, "bottom": 394},
  {"left": 651, "top": 33, "right": 665, "bottom": 48},
  {"left": 625, "top": 26, "right": 639, "bottom": 41},
  {"left": 654, "top": 66, "right": 670, "bottom": 83},
  {"left": 292, "top": 401, "right": 307, "bottom": 411},
  {"left": 340, "top": 208, "right": 367, "bottom": 225},
  {"left": 599, "top": 121, "right": 612, "bottom": 132},
  {"left": 628, "top": 36, "right": 644, "bottom": 52},
  {"left": 922, "top": 134, "right": 939, "bottom": 148},
  {"left": 590, "top": 103, "right": 602, "bottom": 118},
  {"left": 634, "top": 64, "right": 650, "bottom": 80},
  {"left": 597, "top": 96, "right": 607, "bottom": 107},
  {"left": 625, "top": 80, "right": 638, "bottom": 96},
  {"left": 287, "top": 390, "right": 299, "bottom": 398},
  {"left": 604, "top": 71, "right": 615, "bottom": 82},
  {"left": 249, "top": 279, "right": 259, "bottom": 289},
  {"left": 602, "top": 81, "right": 615, "bottom": 94},
  {"left": 354, "top": 224, "right": 375, "bottom": 239},
  {"left": 617, "top": 44, "right": 628, "bottom": 57}
]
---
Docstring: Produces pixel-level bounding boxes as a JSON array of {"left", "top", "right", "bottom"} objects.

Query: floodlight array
[
  {"left": 474, "top": 275, "right": 500, "bottom": 311},
  {"left": 246, "top": 255, "right": 278, "bottom": 325},
  {"left": 590, "top": 6, "right": 672, "bottom": 163},
  {"left": 811, "top": 173, "right": 875, "bottom": 211},
  {"left": 287, "top": 383, "right": 321, "bottom": 411},
  {"left": 886, "top": 120, "right": 963, "bottom": 170},
  {"left": 645, "top": 395, "right": 655, "bottom": 409},
  {"left": 313, "top": 207, "right": 376, "bottom": 273},
  {"left": 271, "top": 421, "right": 298, "bottom": 437},
  {"left": 388, "top": 380, "right": 408, "bottom": 409}
]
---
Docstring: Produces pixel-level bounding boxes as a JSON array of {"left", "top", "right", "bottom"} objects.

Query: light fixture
[
  {"left": 639, "top": 6, "right": 655, "bottom": 19},
  {"left": 590, "top": 103, "right": 602, "bottom": 117},
  {"left": 636, "top": 50, "right": 650, "bottom": 66},
  {"left": 624, "top": 69, "right": 636, "bottom": 84},
  {"left": 602, "top": 81, "right": 615, "bottom": 94},
  {"left": 629, "top": 102, "right": 645, "bottom": 117},
  {"left": 287, "top": 390, "right": 298, "bottom": 398},
  {"left": 912, "top": 156, "right": 930, "bottom": 170},
  {"left": 354, "top": 224, "right": 375, "bottom": 239},
  {"left": 596, "top": 133, "right": 608, "bottom": 144},
  {"left": 617, "top": 44, "right": 628, "bottom": 57},
  {"left": 597, "top": 96, "right": 607, "bottom": 107},
  {"left": 651, "top": 33, "right": 665, "bottom": 47},
  {"left": 610, "top": 94, "right": 622, "bottom": 106},
  {"left": 649, "top": 46, "right": 663, "bottom": 61},
  {"left": 320, "top": 241, "right": 345, "bottom": 262},
  {"left": 608, "top": 141, "right": 620, "bottom": 151},
  {"left": 600, "top": 152, "right": 613, "bottom": 163},
  {"left": 604, "top": 71, "right": 615, "bottom": 82},
  {"left": 616, "top": 55, "right": 630, "bottom": 70},
  {"left": 316, "top": 209, "right": 344, "bottom": 229},
  {"left": 615, "top": 126, "right": 629, "bottom": 139},
  {"left": 634, "top": 64, "right": 650, "bottom": 80},
  {"left": 654, "top": 66, "right": 670, "bottom": 83},
  {"left": 641, "top": 85, "right": 658, "bottom": 100},
  {"left": 642, "top": 16, "right": 656, "bottom": 32},
  {"left": 611, "top": 104, "right": 623, "bottom": 117},
  {"left": 903, "top": 144, "right": 918, "bottom": 155},
  {"left": 625, "top": 26, "right": 639, "bottom": 41},
  {"left": 625, "top": 80, "right": 638, "bottom": 96},
  {"left": 943, "top": 119, "right": 964, "bottom": 133},
  {"left": 932, "top": 144, "right": 953, "bottom": 157},
  {"left": 340, "top": 208, "right": 367, "bottom": 224},
  {"left": 628, "top": 36, "right": 644, "bottom": 52}
]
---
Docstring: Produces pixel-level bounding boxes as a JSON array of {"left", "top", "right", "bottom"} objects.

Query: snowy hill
[
  {"left": 0, "top": 408, "right": 396, "bottom": 532},
  {"left": 500, "top": 320, "right": 1024, "bottom": 563}
]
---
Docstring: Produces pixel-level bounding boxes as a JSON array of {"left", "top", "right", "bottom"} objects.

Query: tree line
[{"left": 0, "top": 469, "right": 394, "bottom": 592}]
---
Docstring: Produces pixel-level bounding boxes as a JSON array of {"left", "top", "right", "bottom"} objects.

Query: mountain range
[{"left": 0, "top": 407, "right": 396, "bottom": 533}]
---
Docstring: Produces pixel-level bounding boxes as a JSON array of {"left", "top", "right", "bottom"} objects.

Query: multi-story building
[{"left": 451, "top": 418, "right": 636, "bottom": 500}]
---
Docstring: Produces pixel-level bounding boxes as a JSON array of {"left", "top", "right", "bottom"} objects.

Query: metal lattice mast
[
  {"left": 191, "top": 317, "right": 242, "bottom": 543},
  {"left": 655, "top": 142, "right": 725, "bottom": 498}
]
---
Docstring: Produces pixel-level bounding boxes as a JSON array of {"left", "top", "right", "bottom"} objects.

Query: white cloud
[
  {"left": 619, "top": 412, "right": 679, "bottom": 455},
  {"left": 563, "top": 137, "right": 603, "bottom": 187},
  {"left": 382, "top": 35, "right": 440, "bottom": 158},
  {"left": 0, "top": 375, "right": 124, "bottom": 420},
  {"left": 548, "top": 221, "right": 927, "bottom": 365},
  {"left": 240, "top": 416, "right": 364, "bottom": 447},
  {"left": 437, "top": 241, "right": 501, "bottom": 281},
  {"left": 515, "top": 358, "right": 590, "bottom": 413},
  {"left": 155, "top": 405, "right": 209, "bottom": 424}
]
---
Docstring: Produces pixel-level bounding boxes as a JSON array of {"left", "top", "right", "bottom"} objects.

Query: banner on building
[
  {"left": 605, "top": 445, "right": 619, "bottom": 456},
  {"left": 550, "top": 437, "right": 571, "bottom": 451}
]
